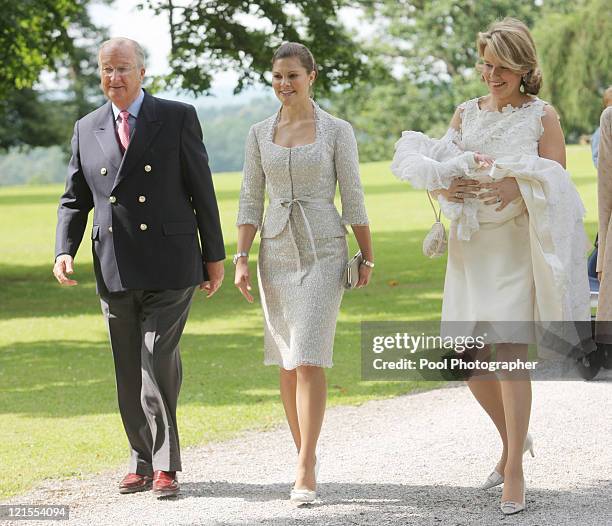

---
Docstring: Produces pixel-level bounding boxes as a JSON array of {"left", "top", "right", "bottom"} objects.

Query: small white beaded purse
[{"left": 423, "top": 191, "right": 447, "bottom": 258}]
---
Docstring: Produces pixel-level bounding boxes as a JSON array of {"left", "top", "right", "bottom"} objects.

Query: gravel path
[{"left": 2, "top": 370, "right": 611, "bottom": 526}]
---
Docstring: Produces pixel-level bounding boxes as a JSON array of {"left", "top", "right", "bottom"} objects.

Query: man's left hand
[{"left": 200, "top": 260, "right": 225, "bottom": 298}]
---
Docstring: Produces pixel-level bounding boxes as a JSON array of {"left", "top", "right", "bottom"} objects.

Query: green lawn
[{"left": 0, "top": 146, "right": 597, "bottom": 498}]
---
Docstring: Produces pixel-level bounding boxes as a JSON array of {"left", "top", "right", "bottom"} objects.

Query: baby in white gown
[{"left": 391, "top": 99, "right": 590, "bottom": 323}]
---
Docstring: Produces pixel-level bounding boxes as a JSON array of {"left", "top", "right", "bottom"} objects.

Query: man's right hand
[
  {"left": 53, "top": 255, "right": 78, "bottom": 286},
  {"left": 200, "top": 260, "right": 224, "bottom": 298}
]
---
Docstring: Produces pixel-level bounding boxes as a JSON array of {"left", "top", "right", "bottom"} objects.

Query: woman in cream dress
[
  {"left": 393, "top": 18, "right": 586, "bottom": 515},
  {"left": 234, "top": 42, "right": 373, "bottom": 504},
  {"left": 440, "top": 20, "right": 571, "bottom": 515}
]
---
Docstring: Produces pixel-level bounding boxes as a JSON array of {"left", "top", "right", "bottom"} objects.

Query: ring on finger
[
  {"left": 496, "top": 196, "right": 502, "bottom": 203},
  {"left": 454, "top": 192, "right": 462, "bottom": 199}
]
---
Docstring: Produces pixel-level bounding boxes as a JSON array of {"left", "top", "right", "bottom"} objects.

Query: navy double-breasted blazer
[{"left": 55, "top": 92, "right": 225, "bottom": 293}]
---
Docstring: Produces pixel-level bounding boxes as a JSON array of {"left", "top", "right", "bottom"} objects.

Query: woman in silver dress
[{"left": 234, "top": 42, "right": 373, "bottom": 504}]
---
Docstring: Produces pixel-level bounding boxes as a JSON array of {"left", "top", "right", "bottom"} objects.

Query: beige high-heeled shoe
[{"left": 481, "top": 433, "right": 534, "bottom": 490}]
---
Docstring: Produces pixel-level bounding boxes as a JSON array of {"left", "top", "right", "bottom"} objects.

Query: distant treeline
[
  {"left": 0, "top": 97, "right": 279, "bottom": 186},
  {"left": 2, "top": 0, "right": 609, "bottom": 188},
  {"left": 0, "top": 146, "right": 68, "bottom": 186},
  {"left": 199, "top": 97, "right": 279, "bottom": 173}
]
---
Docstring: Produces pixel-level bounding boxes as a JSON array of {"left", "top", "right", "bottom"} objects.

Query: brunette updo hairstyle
[
  {"left": 271, "top": 42, "right": 318, "bottom": 88},
  {"left": 477, "top": 18, "right": 542, "bottom": 95}
]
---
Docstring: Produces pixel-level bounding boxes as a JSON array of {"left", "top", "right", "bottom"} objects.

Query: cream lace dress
[
  {"left": 442, "top": 97, "right": 550, "bottom": 333},
  {"left": 392, "top": 95, "right": 590, "bottom": 348}
]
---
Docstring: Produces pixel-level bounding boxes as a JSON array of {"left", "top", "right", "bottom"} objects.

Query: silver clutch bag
[
  {"left": 423, "top": 192, "right": 447, "bottom": 258},
  {"left": 343, "top": 251, "right": 363, "bottom": 289}
]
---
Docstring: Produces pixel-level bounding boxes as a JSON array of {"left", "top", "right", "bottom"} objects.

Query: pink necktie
[{"left": 118, "top": 110, "right": 130, "bottom": 151}]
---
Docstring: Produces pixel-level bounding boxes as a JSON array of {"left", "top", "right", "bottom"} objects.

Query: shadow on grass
[
  {"left": 0, "top": 229, "right": 446, "bottom": 321},
  {"left": 0, "top": 311, "right": 439, "bottom": 419},
  {"left": 0, "top": 332, "right": 272, "bottom": 418},
  {"left": 0, "top": 220, "right": 475, "bottom": 417}
]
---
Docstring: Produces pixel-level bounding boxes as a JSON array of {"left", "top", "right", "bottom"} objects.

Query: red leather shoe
[
  {"left": 118, "top": 473, "right": 153, "bottom": 494},
  {"left": 152, "top": 470, "right": 179, "bottom": 498}
]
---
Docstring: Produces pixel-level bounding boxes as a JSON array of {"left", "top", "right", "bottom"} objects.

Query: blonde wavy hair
[
  {"left": 477, "top": 18, "right": 542, "bottom": 95},
  {"left": 603, "top": 86, "right": 612, "bottom": 107}
]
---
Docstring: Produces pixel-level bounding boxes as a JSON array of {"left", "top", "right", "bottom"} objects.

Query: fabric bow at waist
[{"left": 268, "top": 197, "right": 337, "bottom": 283}]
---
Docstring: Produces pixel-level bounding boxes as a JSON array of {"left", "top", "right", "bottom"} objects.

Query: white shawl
[{"left": 391, "top": 130, "right": 591, "bottom": 322}]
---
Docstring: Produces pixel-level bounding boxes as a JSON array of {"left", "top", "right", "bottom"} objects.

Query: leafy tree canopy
[
  {"left": 0, "top": 0, "right": 107, "bottom": 150},
  {"left": 144, "top": 0, "right": 370, "bottom": 95},
  {"left": 534, "top": 0, "right": 612, "bottom": 136},
  {"left": 360, "top": 0, "right": 542, "bottom": 83},
  {"left": 0, "top": 0, "right": 90, "bottom": 97},
  {"left": 327, "top": 0, "right": 608, "bottom": 159}
]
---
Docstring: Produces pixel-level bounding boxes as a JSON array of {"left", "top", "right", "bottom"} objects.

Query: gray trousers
[{"left": 99, "top": 286, "right": 196, "bottom": 475}]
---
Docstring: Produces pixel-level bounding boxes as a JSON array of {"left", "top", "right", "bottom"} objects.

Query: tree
[
  {"left": 360, "top": 0, "right": 542, "bottom": 84},
  {"left": 534, "top": 0, "right": 612, "bottom": 138},
  {"left": 0, "top": 89, "right": 75, "bottom": 150},
  {"left": 0, "top": 0, "right": 90, "bottom": 97},
  {"left": 0, "top": 1, "right": 108, "bottom": 150},
  {"left": 143, "top": 0, "right": 370, "bottom": 95},
  {"left": 325, "top": 1, "right": 582, "bottom": 161}
]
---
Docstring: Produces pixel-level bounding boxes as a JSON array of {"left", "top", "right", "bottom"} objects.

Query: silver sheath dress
[{"left": 237, "top": 102, "right": 369, "bottom": 369}]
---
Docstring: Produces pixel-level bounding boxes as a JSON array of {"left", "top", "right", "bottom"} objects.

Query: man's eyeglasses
[{"left": 101, "top": 66, "right": 135, "bottom": 77}]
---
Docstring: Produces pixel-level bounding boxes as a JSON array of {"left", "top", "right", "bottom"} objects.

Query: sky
[
  {"left": 87, "top": 0, "right": 367, "bottom": 107},
  {"left": 89, "top": 1, "right": 268, "bottom": 106}
]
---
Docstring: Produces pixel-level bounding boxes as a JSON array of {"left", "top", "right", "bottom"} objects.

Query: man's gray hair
[{"left": 98, "top": 37, "right": 146, "bottom": 68}]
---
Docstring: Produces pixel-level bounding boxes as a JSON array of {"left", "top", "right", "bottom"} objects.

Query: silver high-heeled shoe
[
  {"left": 481, "top": 468, "right": 504, "bottom": 490},
  {"left": 481, "top": 433, "right": 534, "bottom": 490},
  {"left": 290, "top": 454, "right": 319, "bottom": 505},
  {"left": 500, "top": 481, "right": 526, "bottom": 515},
  {"left": 290, "top": 488, "right": 316, "bottom": 505}
]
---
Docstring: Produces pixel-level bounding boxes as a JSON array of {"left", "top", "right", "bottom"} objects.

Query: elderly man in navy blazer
[{"left": 53, "top": 37, "right": 225, "bottom": 498}]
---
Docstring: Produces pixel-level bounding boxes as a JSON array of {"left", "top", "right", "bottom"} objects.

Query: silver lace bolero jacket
[{"left": 236, "top": 102, "right": 369, "bottom": 239}]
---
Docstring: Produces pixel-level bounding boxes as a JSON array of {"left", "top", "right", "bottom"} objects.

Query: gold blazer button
[
  {"left": 140, "top": 223, "right": 148, "bottom": 231},
  {"left": 138, "top": 195, "right": 146, "bottom": 203},
  {"left": 144, "top": 164, "right": 152, "bottom": 172},
  {"left": 100, "top": 167, "right": 107, "bottom": 176}
]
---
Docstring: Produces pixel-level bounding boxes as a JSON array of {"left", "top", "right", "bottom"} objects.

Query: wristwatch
[
  {"left": 361, "top": 259, "right": 375, "bottom": 268},
  {"left": 232, "top": 252, "right": 249, "bottom": 265}
]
